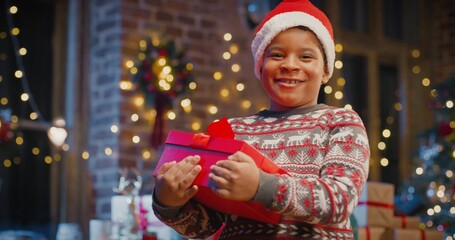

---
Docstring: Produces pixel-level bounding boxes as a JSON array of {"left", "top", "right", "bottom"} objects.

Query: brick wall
[
  {"left": 88, "top": 0, "right": 123, "bottom": 219},
  {"left": 88, "top": 0, "right": 268, "bottom": 219}
]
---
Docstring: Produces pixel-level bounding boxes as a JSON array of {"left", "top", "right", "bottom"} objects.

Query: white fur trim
[{"left": 251, "top": 11, "right": 335, "bottom": 80}]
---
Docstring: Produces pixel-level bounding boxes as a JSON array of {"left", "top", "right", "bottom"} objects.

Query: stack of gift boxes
[{"left": 353, "top": 181, "right": 444, "bottom": 240}]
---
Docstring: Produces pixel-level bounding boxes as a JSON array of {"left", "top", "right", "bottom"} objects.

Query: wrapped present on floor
[
  {"left": 111, "top": 195, "right": 180, "bottom": 240},
  {"left": 353, "top": 181, "right": 395, "bottom": 227},
  {"left": 391, "top": 228, "right": 443, "bottom": 240},
  {"left": 153, "top": 118, "right": 288, "bottom": 224},
  {"left": 391, "top": 215, "right": 421, "bottom": 229},
  {"left": 357, "top": 227, "right": 392, "bottom": 240}
]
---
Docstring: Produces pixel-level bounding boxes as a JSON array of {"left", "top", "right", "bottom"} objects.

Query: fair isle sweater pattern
[{"left": 152, "top": 104, "right": 370, "bottom": 240}]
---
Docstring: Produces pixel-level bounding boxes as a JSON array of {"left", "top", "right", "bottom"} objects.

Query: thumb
[{"left": 228, "top": 151, "right": 254, "bottom": 163}]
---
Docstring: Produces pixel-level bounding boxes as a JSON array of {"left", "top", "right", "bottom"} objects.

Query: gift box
[
  {"left": 111, "top": 195, "right": 180, "bottom": 239},
  {"left": 391, "top": 228, "right": 443, "bottom": 240},
  {"left": 391, "top": 215, "right": 421, "bottom": 229},
  {"left": 357, "top": 227, "right": 391, "bottom": 240},
  {"left": 153, "top": 119, "right": 288, "bottom": 224},
  {"left": 353, "top": 181, "right": 395, "bottom": 227}
]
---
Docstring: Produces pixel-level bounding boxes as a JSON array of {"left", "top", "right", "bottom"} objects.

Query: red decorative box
[{"left": 153, "top": 127, "right": 288, "bottom": 224}]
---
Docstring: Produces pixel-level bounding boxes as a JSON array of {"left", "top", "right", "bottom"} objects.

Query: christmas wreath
[{"left": 131, "top": 36, "right": 194, "bottom": 148}]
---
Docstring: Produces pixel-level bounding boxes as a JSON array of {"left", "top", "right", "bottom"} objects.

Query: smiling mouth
[{"left": 276, "top": 79, "right": 303, "bottom": 84}]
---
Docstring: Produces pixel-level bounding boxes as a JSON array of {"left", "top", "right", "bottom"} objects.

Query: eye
[
  {"left": 299, "top": 54, "right": 313, "bottom": 60},
  {"left": 270, "top": 53, "right": 283, "bottom": 58},
  {"left": 265, "top": 49, "right": 284, "bottom": 59}
]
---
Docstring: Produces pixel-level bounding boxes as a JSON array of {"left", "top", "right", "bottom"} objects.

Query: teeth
[{"left": 278, "top": 80, "right": 300, "bottom": 84}]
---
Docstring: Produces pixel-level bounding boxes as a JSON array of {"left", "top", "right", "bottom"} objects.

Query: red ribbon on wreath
[{"left": 131, "top": 36, "right": 194, "bottom": 149}]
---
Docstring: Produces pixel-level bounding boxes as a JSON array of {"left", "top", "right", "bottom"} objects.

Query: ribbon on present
[
  {"left": 420, "top": 230, "right": 426, "bottom": 240},
  {"left": 190, "top": 117, "right": 234, "bottom": 149},
  {"left": 196, "top": 117, "right": 287, "bottom": 175},
  {"left": 357, "top": 201, "right": 394, "bottom": 209},
  {"left": 207, "top": 117, "right": 235, "bottom": 139},
  {"left": 365, "top": 227, "right": 371, "bottom": 240}
]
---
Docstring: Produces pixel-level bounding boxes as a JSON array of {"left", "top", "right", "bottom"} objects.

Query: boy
[{"left": 153, "top": 0, "right": 370, "bottom": 239}]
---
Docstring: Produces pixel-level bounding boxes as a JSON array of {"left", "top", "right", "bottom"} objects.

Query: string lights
[{"left": 1, "top": 0, "right": 68, "bottom": 169}]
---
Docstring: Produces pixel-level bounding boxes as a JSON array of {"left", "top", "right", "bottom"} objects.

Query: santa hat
[{"left": 251, "top": 0, "right": 335, "bottom": 80}]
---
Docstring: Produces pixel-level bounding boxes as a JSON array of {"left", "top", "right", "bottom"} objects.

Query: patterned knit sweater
[{"left": 153, "top": 104, "right": 370, "bottom": 240}]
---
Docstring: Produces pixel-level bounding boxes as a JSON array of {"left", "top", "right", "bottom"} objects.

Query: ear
[{"left": 321, "top": 68, "right": 330, "bottom": 84}]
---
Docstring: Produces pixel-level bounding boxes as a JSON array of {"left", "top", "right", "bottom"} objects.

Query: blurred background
[{"left": 0, "top": 0, "right": 454, "bottom": 239}]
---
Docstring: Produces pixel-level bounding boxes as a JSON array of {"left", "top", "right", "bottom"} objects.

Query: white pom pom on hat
[{"left": 251, "top": 0, "right": 335, "bottom": 80}]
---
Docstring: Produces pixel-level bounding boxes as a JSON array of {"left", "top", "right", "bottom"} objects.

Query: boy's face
[{"left": 260, "top": 27, "right": 329, "bottom": 111}]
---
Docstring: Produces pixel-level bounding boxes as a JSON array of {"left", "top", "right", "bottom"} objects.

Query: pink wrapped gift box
[
  {"left": 153, "top": 119, "right": 288, "bottom": 224},
  {"left": 353, "top": 181, "right": 395, "bottom": 227}
]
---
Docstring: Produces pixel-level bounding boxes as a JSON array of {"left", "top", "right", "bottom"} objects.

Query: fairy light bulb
[
  {"left": 335, "top": 60, "right": 343, "bottom": 69},
  {"left": 82, "top": 151, "right": 90, "bottom": 160},
  {"left": 18, "top": 47, "right": 27, "bottom": 56},
  {"left": 223, "top": 33, "right": 232, "bottom": 41},
  {"left": 229, "top": 44, "right": 239, "bottom": 54},
  {"left": 9, "top": 6, "right": 18, "bottom": 14},
  {"left": 324, "top": 86, "right": 332, "bottom": 94},
  {"left": 132, "top": 135, "right": 140, "bottom": 144},
  {"left": 20, "top": 93, "right": 29, "bottom": 101},
  {"left": 167, "top": 111, "right": 176, "bottom": 120},
  {"left": 236, "top": 83, "right": 245, "bottom": 91},
  {"left": 213, "top": 71, "right": 223, "bottom": 81},
  {"left": 131, "top": 113, "right": 139, "bottom": 122},
  {"left": 231, "top": 64, "right": 240, "bottom": 72},
  {"left": 189, "top": 82, "right": 197, "bottom": 90},
  {"left": 223, "top": 52, "right": 231, "bottom": 60},
  {"left": 220, "top": 88, "right": 230, "bottom": 97},
  {"left": 335, "top": 43, "right": 343, "bottom": 52},
  {"left": 104, "top": 147, "right": 112, "bottom": 156},
  {"left": 208, "top": 105, "right": 218, "bottom": 114},
  {"left": 15, "top": 70, "right": 23, "bottom": 78}
]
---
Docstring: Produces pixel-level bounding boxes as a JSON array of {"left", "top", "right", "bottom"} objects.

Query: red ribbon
[
  {"left": 400, "top": 216, "right": 407, "bottom": 228},
  {"left": 207, "top": 117, "right": 235, "bottom": 139},
  {"left": 189, "top": 117, "right": 234, "bottom": 149},
  {"left": 190, "top": 133, "right": 211, "bottom": 149},
  {"left": 420, "top": 230, "right": 426, "bottom": 240},
  {"left": 365, "top": 227, "right": 370, "bottom": 240},
  {"left": 357, "top": 201, "right": 394, "bottom": 209}
]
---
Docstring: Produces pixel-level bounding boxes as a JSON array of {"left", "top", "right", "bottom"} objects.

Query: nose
[{"left": 280, "top": 56, "right": 299, "bottom": 72}]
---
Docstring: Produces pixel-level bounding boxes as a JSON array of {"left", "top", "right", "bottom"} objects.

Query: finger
[
  {"left": 227, "top": 151, "right": 254, "bottom": 163},
  {"left": 215, "top": 160, "right": 239, "bottom": 172},
  {"left": 208, "top": 172, "right": 230, "bottom": 189},
  {"left": 185, "top": 185, "right": 199, "bottom": 199},
  {"left": 179, "top": 164, "right": 202, "bottom": 189},
  {"left": 212, "top": 186, "right": 230, "bottom": 198},
  {"left": 156, "top": 161, "right": 176, "bottom": 177},
  {"left": 166, "top": 155, "right": 200, "bottom": 177},
  {"left": 210, "top": 164, "right": 232, "bottom": 180}
]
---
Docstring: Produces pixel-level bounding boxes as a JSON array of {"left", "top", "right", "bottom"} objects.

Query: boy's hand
[
  {"left": 209, "top": 151, "right": 260, "bottom": 201},
  {"left": 154, "top": 155, "right": 202, "bottom": 207}
]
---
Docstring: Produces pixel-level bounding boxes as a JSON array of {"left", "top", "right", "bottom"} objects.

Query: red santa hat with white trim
[{"left": 251, "top": 0, "right": 335, "bottom": 80}]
